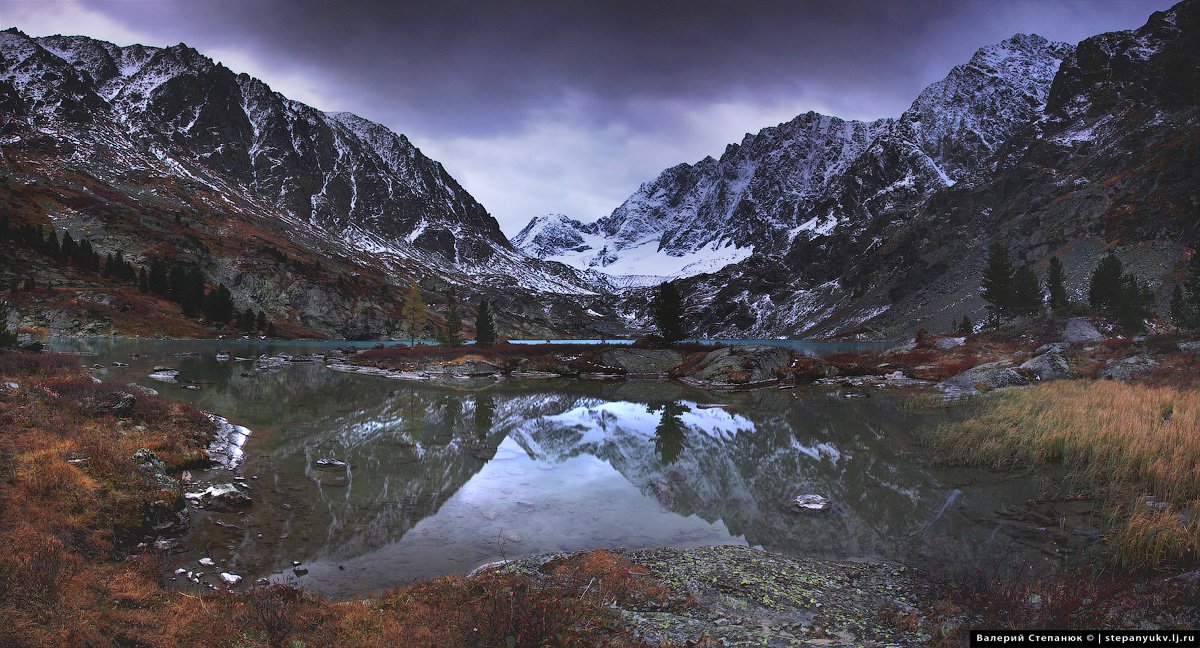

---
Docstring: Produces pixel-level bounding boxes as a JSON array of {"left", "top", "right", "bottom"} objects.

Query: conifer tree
[
  {"left": 102, "top": 253, "right": 116, "bottom": 278},
  {"left": 202, "top": 284, "right": 235, "bottom": 324},
  {"left": 650, "top": 280, "right": 686, "bottom": 343},
  {"left": 401, "top": 280, "right": 426, "bottom": 346},
  {"left": 148, "top": 259, "right": 169, "bottom": 295},
  {"left": 138, "top": 267, "right": 149, "bottom": 292},
  {"left": 61, "top": 232, "right": 76, "bottom": 263},
  {"left": 957, "top": 315, "right": 973, "bottom": 336},
  {"left": 1089, "top": 255, "right": 1124, "bottom": 312},
  {"left": 1184, "top": 252, "right": 1200, "bottom": 329},
  {"left": 1012, "top": 265, "right": 1043, "bottom": 315},
  {"left": 256, "top": 310, "right": 267, "bottom": 331},
  {"left": 980, "top": 243, "right": 1014, "bottom": 319},
  {"left": 474, "top": 299, "right": 496, "bottom": 348},
  {"left": 45, "top": 230, "right": 61, "bottom": 261},
  {"left": 0, "top": 302, "right": 17, "bottom": 348},
  {"left": 1170, "top": 284, "right": 1189, "bottom": 329},
  {"left": 444, "top": 289, "right": 463, "bottom": 347},
  {"left": 1115, "top": 273, "right": 1153, "bottom": 334},
  {"left": 267, "top": 322, "right": 278, "bottom": 337},
  {"left": 183, "top": 267, "right": 205, "bottom": 316},
  {"left": 1046, "top": 256, "right": 1069, "bottom": 313}
]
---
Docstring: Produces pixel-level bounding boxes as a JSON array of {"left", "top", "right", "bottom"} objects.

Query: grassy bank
[{"left": 929, "top": 380, "right": 1200, "bottom": 568}]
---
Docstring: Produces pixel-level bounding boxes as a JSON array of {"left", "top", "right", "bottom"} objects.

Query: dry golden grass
[{"left": 931, "top": 380, "right": 1200, "bottom": 568}]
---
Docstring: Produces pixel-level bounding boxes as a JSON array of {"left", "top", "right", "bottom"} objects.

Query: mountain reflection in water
[{"left": 52, "top": 339, "right": 1043, "bottom": 597}]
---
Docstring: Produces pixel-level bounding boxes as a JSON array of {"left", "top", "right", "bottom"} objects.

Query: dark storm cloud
[{"left": 3, "top": 0, "right": 1178, "bottom": 230}]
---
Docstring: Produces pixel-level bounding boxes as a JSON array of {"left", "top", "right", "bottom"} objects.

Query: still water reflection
[{"left": 53, "top": 338, "right": 1042, "bottom": 597}]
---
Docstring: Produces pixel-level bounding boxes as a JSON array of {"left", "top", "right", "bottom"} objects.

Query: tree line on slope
[
  {"left": 978, "top": 242, "right": 1200, "bottom": 335},
  {"left": 0, "top": 216, "right": 277, "bottom": 336}
]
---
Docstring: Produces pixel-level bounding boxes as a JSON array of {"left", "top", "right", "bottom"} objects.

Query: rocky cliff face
[
  {"left": 679, "top": 0, "right": 1198, "bottom": 339},
  {"left": 0, "top": 29, "right": 616, "bottom": 338},
  {"left": 515, "top": 34, "right": 1075, "bottom": 285}
]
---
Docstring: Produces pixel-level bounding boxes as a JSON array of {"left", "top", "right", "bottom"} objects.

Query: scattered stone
[
  {"left": 1019, "top": 351, "right": 1070, "bottom": 381},
  {"left": 1034, "top": 342, "right": 1069, "bottom": 355},
  {"left": 1063, "top": 318, "right": 1103, "bottom": 344},
  {"left": 84, "top": 390, "right": 137, "bottom": 417},
  {"left": 293, "top": 567, "right": 309, "bottom": 576},
  {"left": 1179, "top": 341, "right": 1200, "bottom": 354},
  {"left": 1099, "top": 355, "right": 1157, "bottom": 383},
  {"left": 788, "top": 494, "right": 832, "bottom": 513},
  {"left": 938, "top": 360, "right": 1027, "bottom": 393},
  {"left": 215, "top": 352, "right": 231, "bottom": 361},
  {"left": 128, "top": 383, "right": 159, "bottom": 396},
  {"left": 3, "top": 381, "right": 18, "bottom": 391},
  {"left": 219, "top": 572, "right": 242, "bottom": 586},
  {"left": 185, "top": 483, "right": 252, "bottom": 510},
  {"left": 199, "top": 557, "right": 215, "bottom": 567},
  {"left": 933, "top": 337, "right": 966, "bottom": 350},
  {"left": 132, "top": 448, "right": 179, "bottom": 491}
]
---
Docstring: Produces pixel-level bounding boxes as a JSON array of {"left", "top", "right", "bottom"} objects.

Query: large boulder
[
  {"left": 431, "top": 356, "right": 503, "bottom": 377},
  {"left": 934, "top": 337, "right": 966, "bottom": 350},
  {"left": 676, "top": 346, "right": 792, "bottom": 389},
  {"left": 1099, "top": 355, "right": 1157, "bottom": 383},
  {"left": 938, "top": 360, "right": 1028, "bottom": 393},
  {"left": 1019, "top": 351, "right": 1070, "bottom": 382},
  {"left": 1179, "top": 341, "right": 1200, "bottom": 354},
  {"left": 1063, "top": 318, "right": 1103, "bottom": 344},
  {"left": 600, "top": 348, "right": 684, "bottom": 377}
]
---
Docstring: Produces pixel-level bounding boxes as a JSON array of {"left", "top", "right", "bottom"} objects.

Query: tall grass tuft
[{"left": 929, "top": 380, "right": 1200, "bottom": 568}]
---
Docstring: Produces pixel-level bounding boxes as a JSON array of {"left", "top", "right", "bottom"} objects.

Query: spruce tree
[
  {"left": 240, "top": 307, "right": 256, "bottom": 331},
  {"left": 444, "top": 289, "right": 463, "bottom": 347},
  {"left": 650, "top": 281, "right": 686, "bottom": 343},
  {"left": 1046, "top": 256, "right": 1069, "bottom": 313},
  {"left": 1115, "top": 273, "right": 1153, "bottom": 334},
  {"left": 202, "top": 284, "right": 235, "bottom": 324},
  {"left": 401, "top": 279, "right": 426, "bottom": 346},
  {"left": 980, "top": 243, "right": 1014, "bottom": 319},
  {"left": 1170, "top": 285, "right": 1189, "bottom": 329},
  {"left": 266, "top": 322, "right": 277, "bottom": 337},
  {"left": 183, "top": 267, "right": 205, "bottom": 316},
  {"left": 102, "top": 253, "right": 115, "bottom": 278},
  {"left": 0, "top": 302, "right": 17, "bottom": 348},
  {"left": 1089, "top": 255, "right": 1124, "bottom": 312},
  {"left": 168, "top": 265, "right": 188, "bottom": 304},
  {"left": 1012, "top": 265, "right": 1043, "bottom": 315},
  {"left": 256, "top": 310, "right": 267, "bottom": 331},
  {"left": 474, "top": 299, "right": 496, "bottom": 348},
  {"left": 149, "top": 259, "right": 169, "bottom": 295},
  {"left": 61, "top": 232, "right": 76, "bottom": 263},
  {"left": 45, "top": 231, "right": 61, "bottom": 261},
  {"left": 1185, "top": 252, "right": 1200, "bottom": 329},
  {"left": 957, "top": 315, "right": 973, "bottom": 336},
  {"left": 138, "top": 267, "right": 149, "bottom": 292}
]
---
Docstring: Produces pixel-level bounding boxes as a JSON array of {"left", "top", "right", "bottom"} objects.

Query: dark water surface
[{"left": 52, "top": 337, "right": 1045, "bottom": 598}]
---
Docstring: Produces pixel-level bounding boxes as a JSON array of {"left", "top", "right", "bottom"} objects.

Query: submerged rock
[
  {"left": 315, "top": 458, "right": 348, "bottom": 471},
  {"left": 185, "top": 483, "right": 252, "bottom": 510},
  {"left": 148, "top": 368, "right": 180, "bottom": 383}
]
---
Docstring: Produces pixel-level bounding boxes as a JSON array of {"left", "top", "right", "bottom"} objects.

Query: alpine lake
[{"left": 51, "top": 337, "right": 1065, "bottom": 598}]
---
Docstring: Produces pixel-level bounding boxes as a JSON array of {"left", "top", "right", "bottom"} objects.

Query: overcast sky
[{"left": 3, "top": 0, "right": 1177, "bottom": 234}]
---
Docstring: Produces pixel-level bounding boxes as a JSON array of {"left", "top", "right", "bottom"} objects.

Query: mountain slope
[
  {"left": 680, "top": 0, "right": 1198, "bottom": 339},
  {"left": 516, "top": 34, "right": 1074, "bottom": 285},
  {"left": 0, "top": 29, "right": 619, "bottom": 338}
]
